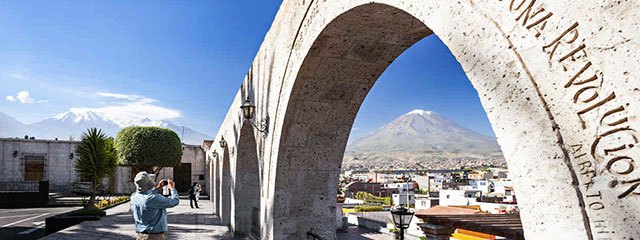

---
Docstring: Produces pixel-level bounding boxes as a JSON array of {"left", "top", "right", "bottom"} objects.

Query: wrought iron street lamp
[
  {"left": 240, "top": 97, "right": 269, "bottom": 135},
  {"left": 219, "top": 136, "right": 227, "bottom": 148},
  {"left": 212, "top": 150, "right": 219, "bottom": 159},
  {"left": 391, "top": 206, "right": 414, "bottom": 240}
]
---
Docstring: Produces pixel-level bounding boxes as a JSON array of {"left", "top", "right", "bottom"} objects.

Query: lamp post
[
  {"left": 240, "top": 97, "right": 269, "bottom": 135},
  {"left": 391, "top": 206, "right": 414, "bottom": 240}
]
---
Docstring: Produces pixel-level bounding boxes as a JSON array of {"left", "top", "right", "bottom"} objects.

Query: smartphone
[{"left": 162, "top": 180, "right": 168, "bottom": 186}]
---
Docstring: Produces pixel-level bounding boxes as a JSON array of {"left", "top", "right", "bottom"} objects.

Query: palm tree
[{"left": 75, "top": 128, "right": 118, "bottom": 210}]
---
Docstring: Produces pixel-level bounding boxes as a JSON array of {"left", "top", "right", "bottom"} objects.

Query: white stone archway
[{"left": 208, "top": 1, "right": 640, "bottom": 239}]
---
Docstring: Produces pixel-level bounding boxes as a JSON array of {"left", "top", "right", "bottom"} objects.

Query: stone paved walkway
[{"left": 42, "top": 197, "right": 232, "bottom": 239}]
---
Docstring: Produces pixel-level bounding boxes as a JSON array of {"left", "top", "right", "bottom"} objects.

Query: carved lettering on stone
[{"left": 506, "top": 0, "right": 638, "bottom": 238}]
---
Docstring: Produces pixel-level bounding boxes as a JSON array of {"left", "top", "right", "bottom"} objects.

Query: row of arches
[
  {"left": 206, "top": 1, "right": 638, "bottom": 239},
  {"left": 209, "top": 123, "right": 261, "bottom": 238}
]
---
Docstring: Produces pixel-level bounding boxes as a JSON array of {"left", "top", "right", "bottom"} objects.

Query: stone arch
[
  {"left": 269, "top": 5, "right": 432, "bottom": 239},
  {"left": 257, "top": 1, "right": 640, "bottom": 239},
  {"left": 231, "top": 123, "right": 261, "bottom": 237},
  {"left": 207, "top": 0, "right": 640, "bottom": 239},
  {"left": 219, "top": 146, "right": 232, "bottom": 225}
]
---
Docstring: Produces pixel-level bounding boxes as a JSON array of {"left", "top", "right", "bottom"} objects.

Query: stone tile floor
[
  {"left": 42, "top": 196, "right": 404, "bottom": 240},
  {"left": 42, "top": 197, "right": 233, "bottom": 239}
]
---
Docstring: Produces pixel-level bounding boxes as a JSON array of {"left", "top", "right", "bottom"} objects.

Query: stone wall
[
  {"left": 0, "top": 138, "right": 209, "bottom": 195},
  {"left": 114, "top": 166, "right": 134, "bottom": 194},
  {"left": 181, "top": 144, "right": 208, "bottom": 194},
  {"left": 209, "top": 0, "right": 639, "bottom": 239},
  {"left": 0, "top": 138, "right": 79, "bottom": 192}
]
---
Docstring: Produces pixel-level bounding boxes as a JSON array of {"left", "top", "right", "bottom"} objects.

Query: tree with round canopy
[{"left": 115, "top": 126, "right": 182, "bottom": 176}]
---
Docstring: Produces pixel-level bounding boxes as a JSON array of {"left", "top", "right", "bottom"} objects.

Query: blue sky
[{"left": 0, "top": 1, "right": 494, "bottom": 139}]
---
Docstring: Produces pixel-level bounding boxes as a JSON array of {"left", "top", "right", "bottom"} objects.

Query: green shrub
[
  {"left": 354, "top": 192, "right": 391, "bottom": 205},
  {"left": 354, "top": 205, "right": 384, "bottom": 212},
  {"left": 115, "top": 126, "right": 182, "bottom": 174}
]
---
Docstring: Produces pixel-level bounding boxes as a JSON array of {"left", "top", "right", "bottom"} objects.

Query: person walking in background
[
  {"left": 188, "top": 182, "right": 199, "bottom": 209},
  {"left": 131, "top": 171, "right": 179, "bottom": 240},
  {"left": 195, "top": 183, "right": 202, "bottom": 201}
]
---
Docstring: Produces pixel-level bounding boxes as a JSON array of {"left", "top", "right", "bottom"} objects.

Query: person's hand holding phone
[
  {"left": 155, "top": 179, "right": 166, "bottom": 191},
  {"left": 167, "top": 179, "right": 175, "bottom": 190}
]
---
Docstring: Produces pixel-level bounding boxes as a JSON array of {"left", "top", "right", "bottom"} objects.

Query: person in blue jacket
[{"left": 130, "top": 171, "right": 179, "bottom": 240}]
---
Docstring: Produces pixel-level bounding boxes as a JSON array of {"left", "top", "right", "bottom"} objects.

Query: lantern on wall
[
  {"left": 240, "top": 97, "right": 269, "bottom": 134},
  {"left": 219, "top": 136, "right": 227, "bottom": 148},
  {"left": 240, "top": 97, "right": 256, "bottom": 120}
]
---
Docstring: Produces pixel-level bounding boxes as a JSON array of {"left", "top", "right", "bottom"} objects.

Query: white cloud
[
  {"left": 70, "top": 92, "right": 181, "bottom": 123},
  {"left": 16, "top": 91, "right": 34, "bottom": 103},
  {"left": 96, "top": 92, "right": 140, "bottom": 101},
  {"left": 6, "top": 90, "right": 44, "bottom": 104}
]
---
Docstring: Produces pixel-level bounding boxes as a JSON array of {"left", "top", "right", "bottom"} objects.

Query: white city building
[
  {"left": 392, "top": 191, "right": 415, "bottom": 206},
  {"left": 439, "top": 189, "right": 482, "bottom": 206}
]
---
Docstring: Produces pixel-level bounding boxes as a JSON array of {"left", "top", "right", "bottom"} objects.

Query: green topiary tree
[
  {"left": 115, "top": 126, "right": 182, "bottom": 175},
  {"left": 75, "top": 128, "right": 118, "bottom": 210}
]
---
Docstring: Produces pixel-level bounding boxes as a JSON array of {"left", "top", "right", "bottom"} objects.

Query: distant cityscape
[
  {"left": 338, "top": 167, "right": 517, "bottom": 238},
  {"left": 342, "top": 154, "right": 506, "bottom": 171},
  {"left": 336, "top": 110, "right": 514, "bottom": 238}
]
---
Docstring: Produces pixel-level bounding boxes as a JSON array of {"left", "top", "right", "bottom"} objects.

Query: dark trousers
[{"left": 189, "top": 194, "right": 199, "bottom": 208}]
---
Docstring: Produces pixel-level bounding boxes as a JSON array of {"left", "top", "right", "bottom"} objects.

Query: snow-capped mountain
[
  {"left": 0, "top": 112, "right": 27, "bottom": 137},
  {"left": 120, "top": 118, "right": 171, "bottom": 128},
  {"left": 120, "top": 118, "right": 212, "bottom": 145},
  {"left": 347, "top": 109, "right": 500, "bottom": 153},
  {"left": 28, "top": 110, "right": 121, "bottom": 140},
  {"left": 0, "top": 111, "right": 211, "bottom": 144}
]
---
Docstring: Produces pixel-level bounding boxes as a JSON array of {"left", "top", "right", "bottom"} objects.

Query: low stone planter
[{"left": 45, "top": 200, "right": 129, "bottom": 236}]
